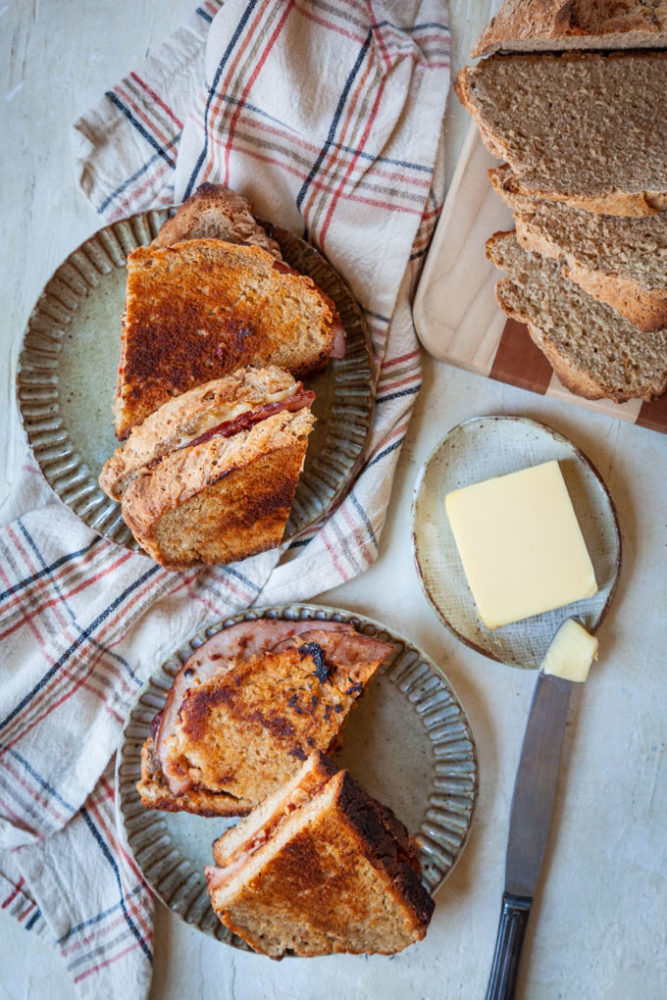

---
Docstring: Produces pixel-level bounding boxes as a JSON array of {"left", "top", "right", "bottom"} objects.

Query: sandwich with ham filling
[
  {"left": 113, "top": 234, "right": 346, "bottom": 438},
  {"left": 99, "top": 366, "right": 315, "bottom": 568},
  {"left": 204, "top": 751, "right": 434, "bottom": 957},
  {"left": 136, "top": 618, "right": 394, "bottom": 816}
]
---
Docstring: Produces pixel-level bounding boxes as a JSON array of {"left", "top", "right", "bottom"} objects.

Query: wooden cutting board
[{"left": 414, "top": 121, "right": 667, "bottom": 435}]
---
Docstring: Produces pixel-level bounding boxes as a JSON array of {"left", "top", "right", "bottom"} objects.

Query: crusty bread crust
[
  {"left": 473, "top": 0, "right": 667, "bottom": 58},
  {"left": 489, "top": 163, "right": 667, "bottom": 218},
  {"left": 207, "top": 767, "right": 433, "bottom": 957},
  {"left": 121, "top": 408, "right": 315, "bottom": 567},
  {"left": 514, "top": 214, "right": 667, "bottom": 332},
  {"left": 151, "top": 182, "right": 282, "bottom": 257},
  {"left": 114, "top": 238, "right": 336, "bottom": 438}
]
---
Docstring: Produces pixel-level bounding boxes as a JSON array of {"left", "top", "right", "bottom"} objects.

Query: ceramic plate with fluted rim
[
  {"left": 412, "top": 415, "right": 622, "bottom": 670},
  {"left": 17, "top": 211, "right": 374, "bottom": 552},
  {"left": 115, "top": 603, "right": 478, "bottom": 950}
]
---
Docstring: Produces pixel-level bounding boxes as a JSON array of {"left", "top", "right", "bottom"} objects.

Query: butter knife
[{"left": 485, "top": 669, "right": 573, "bottom": 1000}]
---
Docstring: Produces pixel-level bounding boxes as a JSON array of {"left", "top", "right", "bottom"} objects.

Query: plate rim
[
  {"left": 411, "top": 414, "right": 623, "bottom": 669},
  {"left": 115, "top": 601, "right": 479, "bottom": 950},
  {"left": 17, "top": 209, "right": 376, "bottom": 554}
]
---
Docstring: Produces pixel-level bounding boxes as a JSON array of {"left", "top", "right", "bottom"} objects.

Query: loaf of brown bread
[
  {"left": 473, "top": 0, "right": 667, "bottom": 57},
  {"left": 487, "top": 232, "right": 667, "bottom": 402},
  {"left": 205, "top": 751, "right": 434, "bottom": 957}
]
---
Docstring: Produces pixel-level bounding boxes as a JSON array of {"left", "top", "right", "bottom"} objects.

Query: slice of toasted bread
[
  {"left": 151, "top": 182, "right": 282, "bottom": 257},
  {"left": 100, "top": 366, "right": 303, "bottom": 500},
  {"left": 205, "top": 757, "right": 434, "bottom": 957},
  {"left": 161, "top": 628, "right": 393, "bottom": 802},
  {"left": 113, "top": 238, "right": 337, "bottom": 438},
  {"left": 120, "top": 407, "right": 315, "bottom": 568},
  {"left": 140, "top": 625, "right": 393, "bottom": 814}
]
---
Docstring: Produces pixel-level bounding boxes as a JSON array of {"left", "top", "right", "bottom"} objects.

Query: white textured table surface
[{"left": 2, "top": 3, "right": 666, "bottom": 999}]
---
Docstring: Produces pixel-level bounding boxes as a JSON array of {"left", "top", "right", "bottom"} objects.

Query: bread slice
[
  {"left": 455, "top": 52, "right": 667, "bottom": 217},
  {"left": 513, "top": 202, "right": 667, "bottom": 332},
  {"left": 100, "top": 366, "right": 305, "bottom": 500},
  {"left": 113, "top": 238, "right": 338, "bottom": 438},
  {"left": 205, "top": 752, "right": 434, "bottom": 957},
  {"left": 137, "top": 620, "right": 383, "bottom": 816},
  {"left": 474, "top": 0, "right": 667, "bottom": 58},
  {"left": 151, "top": 181, "right": 282, "bottom": 258},
  {"left": 486, "top": 232, "right": 667, "bottom": 402},
  {"left": 155, "top": 627, "right": 393, "bottom": 808},
  {"left": 119, "top": 406, "right": 314, "bottom": 567}
]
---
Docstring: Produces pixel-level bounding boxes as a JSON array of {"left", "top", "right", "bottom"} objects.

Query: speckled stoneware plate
[
  {"left": 17, "top": 212, "right": 374, "bottom": 552},
  {"left": 116, "top": 604, "right": 478, "bottom": 950},
  {"left": 412, "top": 416, "right": 621, "bottom": 670}
]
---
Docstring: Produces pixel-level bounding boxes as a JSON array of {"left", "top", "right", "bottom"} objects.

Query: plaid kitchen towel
[{"left": 1, "top": 1, "right": 450, "bottom": 997}]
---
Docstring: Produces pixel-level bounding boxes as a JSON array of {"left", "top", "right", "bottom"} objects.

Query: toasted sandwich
[
  {"left": 99, "top": 366, "right": 315, "bottom": 568},
  {"left": 204, "top": 751, "right": 434, "bottom": 957},
  {"left": 137, "top": 619, "right": 394, "bottom": 815},
  {"left": 113, "top": 237, "right": 343, "bottom": 438},
  {"left": 151, "top": 181, "right": 282, "bottom": 258}
]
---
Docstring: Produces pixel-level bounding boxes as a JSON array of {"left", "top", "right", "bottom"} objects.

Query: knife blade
[{"left": 485, "top": 670, "right": 573, "bottom": 1000}]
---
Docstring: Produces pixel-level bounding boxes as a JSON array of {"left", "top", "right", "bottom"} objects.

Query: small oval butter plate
[
  {"left": 116, "top": 603, "right": 478, "bottom": 950},
  {"left": 411, "top": 415, "right": 621, "bottom": 669}
]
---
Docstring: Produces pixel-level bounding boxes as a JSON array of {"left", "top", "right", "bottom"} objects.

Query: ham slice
[
  {"left": 330, "top": 318, "right": 347, "bottom": 359},
  {"left": 185, "top": 388, "right": 315, "bottom": 450}
]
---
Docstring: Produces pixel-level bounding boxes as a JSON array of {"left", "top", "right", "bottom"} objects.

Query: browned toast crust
[
  {"left": 152, "top": 182, "right": 282, "bottom": 257},
  {"left": 114, "top": 238, "right": 336, "bottom": 437},
  {"left": 121, "top": 411, "right": 314, "bottom": 567},
  {"left": 208, "top": 768, "right": 433, "bottom": 957}
]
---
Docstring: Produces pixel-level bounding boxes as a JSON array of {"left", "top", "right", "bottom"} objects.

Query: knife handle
[{"left": 485, "top": 891, "right": 532, "bottom": 1000}]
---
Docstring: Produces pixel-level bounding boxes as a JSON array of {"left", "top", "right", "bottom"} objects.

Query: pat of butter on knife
[
  {"left": 542, "top": 619, "right": 598, "bottom": 682},
  {"left": 445, "top": 460, "right": 597, "bottom": 629}
]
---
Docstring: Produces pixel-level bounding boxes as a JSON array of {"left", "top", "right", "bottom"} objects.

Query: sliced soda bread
[
  {"left": 455, "top": 52, "right": 667, "bottom": 217},
  {"left": 114, "top": 238, "right": 337, "bottom": 438},
  {"left": 513, "top": 202, "right": 667, "bottom": 332},
  {"left": 486, "top": 232, "right": 667, "bottom": 402}
]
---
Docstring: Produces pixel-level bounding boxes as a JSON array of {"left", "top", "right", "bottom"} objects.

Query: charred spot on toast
[{"left": 298, "top": 641, "right": 331, "bottom": 683}]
